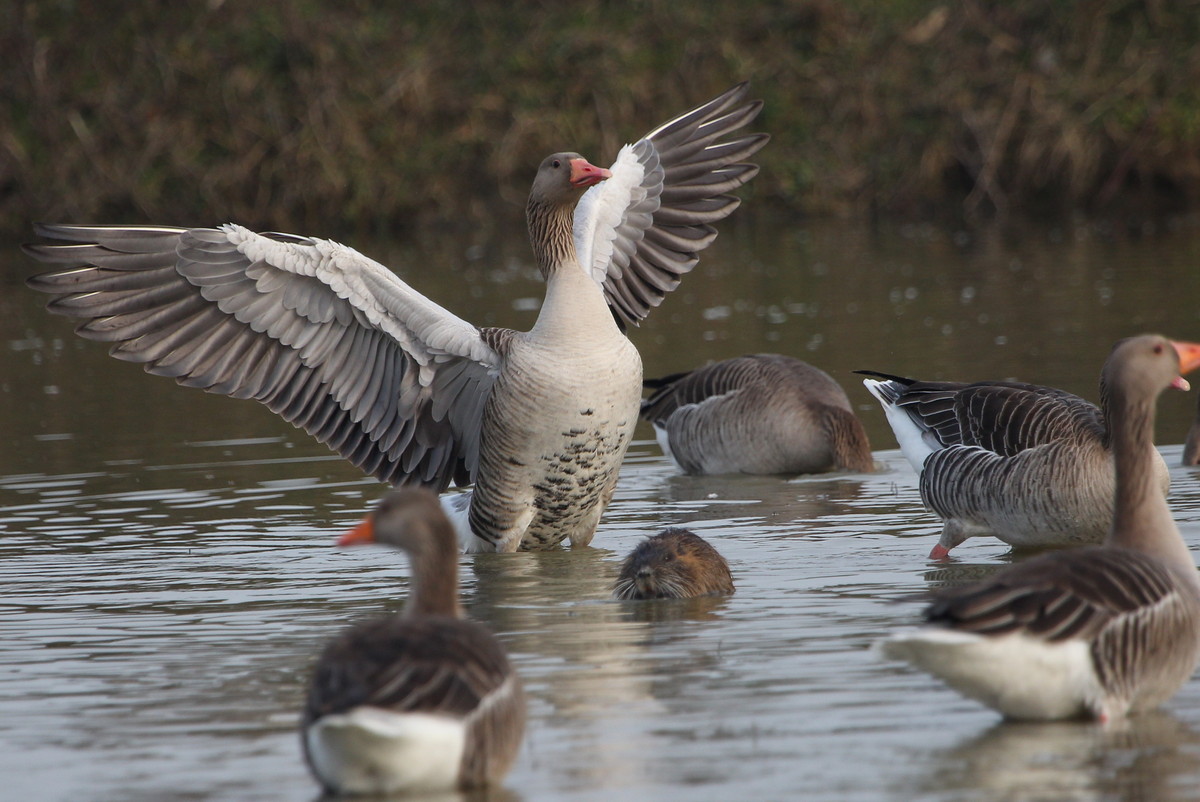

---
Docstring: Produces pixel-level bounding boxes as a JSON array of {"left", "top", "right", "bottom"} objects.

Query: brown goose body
[
  {"left": 642, "top": 354, "right": 875, "bottom": 475},
  {"left": 878, "top": 335, "right": 1200, "bottom": 722},
  {"left": 613, "top": 528, "right": 735, "bottom": 600},
  {"left": 25, "top": 84, "right": 767, "bottom": 553},
  {"left": 1182, "top": 392, "right": 1200, "bottom": 466},
  {"left": 303, "top": 488, "right": 525, "bottom": 794},
  {"left": 859, "top": 369, "right": 1171, "bottom": 558}
]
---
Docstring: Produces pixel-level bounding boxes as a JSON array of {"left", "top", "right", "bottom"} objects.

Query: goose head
[
  {"left": 1102, "top": 335, "right": 1200, "bottom": 405},
  {"left": 339, "top": 488, "right": 462, "bottom": 617},
  {"left": 530, "top": 152, "right": 611, "bottom": 204},
  {"left": 526, "top": 153, "right": 610, "bottom": 278}
]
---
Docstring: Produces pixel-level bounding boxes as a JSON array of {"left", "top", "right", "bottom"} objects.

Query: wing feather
[
  {"left": 305, "top": 617, "right": 517, "bottom": 723},
  {"left": 573, "top": 83, "right": 768, "bottom": 327},
  {"left": 25, "top": 223, "right": 502, "bottom": 489},
  {"left": 924, "top": 548, "right": 1178, "bottom": 643}
]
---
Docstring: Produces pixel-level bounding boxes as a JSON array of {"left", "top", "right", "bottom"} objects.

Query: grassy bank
[{"left": 5, "top": 1, "right": 1200, "bottom": 236}]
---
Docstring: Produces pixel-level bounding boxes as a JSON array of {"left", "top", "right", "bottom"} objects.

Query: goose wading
[
  {"left": 877, "top": 335, "right": 1200, "bottom": 722},
  {"left": 859, "top": 359, "right": 1173, "bottom": 559},
  {"left": 304, "top": 488, "right": 526, "bottom": 794},
  {"left": 25, "top": 83, "right": 768, "bottom": 553}
]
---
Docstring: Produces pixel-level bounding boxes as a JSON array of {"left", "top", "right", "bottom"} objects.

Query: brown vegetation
[{"left": 4, "top": 1, "right": 1200, "bottom": 236}]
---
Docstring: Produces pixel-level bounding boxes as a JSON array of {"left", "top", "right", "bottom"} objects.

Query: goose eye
[
  {"left": 552, "top": 159, "right": 561, "bottom": 169},
  {"left": 1154, "top": 344, "right": 1164, "bottom": 354}
]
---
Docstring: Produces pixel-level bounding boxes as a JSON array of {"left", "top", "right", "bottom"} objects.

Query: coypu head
[{"left": 613, "top": 528, "right": 735, "bottom": 600}]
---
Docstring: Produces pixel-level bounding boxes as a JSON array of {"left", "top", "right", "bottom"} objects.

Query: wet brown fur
[{"left": 613, "top": 528, "right": 735, "bottom": 600}]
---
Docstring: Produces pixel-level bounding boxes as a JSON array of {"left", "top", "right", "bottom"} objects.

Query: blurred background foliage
[{"left": 5, "top": 0, "right": 1200, "bottom": 237}]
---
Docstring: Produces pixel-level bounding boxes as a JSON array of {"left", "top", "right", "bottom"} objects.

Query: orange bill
[
  {"left": 1171, "top": 339, "right": 1200, "bottom": 390},
  {"left": 337, "top": 516, "right": 375, "bottom": 547},
  {"left": 569, "top": 157, "right": 611, "bottom": 188}
]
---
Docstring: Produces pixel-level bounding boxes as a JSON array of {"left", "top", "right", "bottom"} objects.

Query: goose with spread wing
[
  {"left": 25, "top": 83, "right": 768, "bottom": 552},
  {"left": 859, "top": 360, "right": 1171, "bottom": 559},
  {"left": 877, "top": 335, "right": 1200, "bottom": 722}
]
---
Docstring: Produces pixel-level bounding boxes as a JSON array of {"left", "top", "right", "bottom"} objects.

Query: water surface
[{"left": 4, "top": 217, "right": 1200, "bottom": 800}]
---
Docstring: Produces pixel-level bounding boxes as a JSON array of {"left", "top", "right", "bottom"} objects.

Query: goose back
[
  {"left": 859, "top": 370, "right": 1169, "bottom": 555},
  {"left": 643, "top": 354, "right": 874, "bottom": 475}
]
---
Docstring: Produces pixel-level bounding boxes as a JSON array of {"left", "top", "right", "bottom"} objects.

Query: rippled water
[{"left": 5, "top": 218, "right": 1200, "bottom": 801}]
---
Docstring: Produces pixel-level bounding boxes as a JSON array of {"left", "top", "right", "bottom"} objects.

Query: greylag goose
[
  {"left": 612, "top": 528, "right": 735, "bottom": 600},
  {"left": 1182, "top": 393, "right": 1200, "bottom": 465},
  {"left": 877, "top": 335, "right": 1200, "bottom": 723},
  {"left": 859, "top": 357, "right": 1174, "bottom": 558},
  {"left": 24, "top": 84, "right": 767, "bottom": 553},
  {"left": 303, "top": 488, "right": 525, "bottom": 794},
  {"left": 642, "top": 354, "right": 875, "bottom": 475}
]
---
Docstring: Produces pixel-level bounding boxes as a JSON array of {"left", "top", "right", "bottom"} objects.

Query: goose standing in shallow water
[
  {"left": 859, "top": 360, "right": 1173, "bottom": 559},
  {"left": 303, "top": 488, "right": 525, "bottom": 795},
  {"left": 24, "top": 84, "right": 767, "bottom": 552},
  {"left": 877, "top": 335, "right": 1200, "bottom": 723},
  {"left": 641, "top": 354, "right": 876, "bottom": 475}
]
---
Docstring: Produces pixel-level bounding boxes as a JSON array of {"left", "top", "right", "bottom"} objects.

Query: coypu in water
[{"left": 613, "top": 528, "right": 734, "bottom": 600}]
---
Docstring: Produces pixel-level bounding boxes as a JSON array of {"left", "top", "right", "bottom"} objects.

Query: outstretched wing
[
  {"left": 574, "top": 83, "right": 769, "bottom": 328},
  {"left": 24, "top": 223, "right": 504, "bottom": 489}
]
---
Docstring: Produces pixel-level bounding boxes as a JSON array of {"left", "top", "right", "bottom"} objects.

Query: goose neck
[
  {"left": 527, "top": 196, "right": 577, "bottom": 281},
  {"left": 1107, "top": 384, "right": 1195, "bottom": 572},
  {"left": 403, "top": 523, "right": 463, "bottom": 618}
]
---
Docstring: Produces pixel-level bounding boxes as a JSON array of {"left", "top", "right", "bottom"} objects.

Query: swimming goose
[
  {"left": 877, "top": 335, "right": 1200, "bottom": 722},
  {"left": 613, "top": 528, "right": 735, "bottom": 600},
  {"left": 24, "top": 84, "right": 768, "bottom": 553},
  {"left": 859, "top": 359, "right": 1172, "bottom": 558},
  {"left": 303, "top": 487, "right": 526, "bottom": 794},
  {"left": 642, "top": 354, "right": 875, "bottom": 475}
]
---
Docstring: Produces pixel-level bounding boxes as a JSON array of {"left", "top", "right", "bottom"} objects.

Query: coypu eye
[{"left": 663, "top": 552, "right": 674, "bottom": 561}]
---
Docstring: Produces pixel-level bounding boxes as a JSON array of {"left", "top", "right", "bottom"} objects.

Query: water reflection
[
  {"left": 310, "top": 786, "right": 524, "bottom": 802},
  {"left": 918, "top": 712, "right": 1200, "bottom": 802}
]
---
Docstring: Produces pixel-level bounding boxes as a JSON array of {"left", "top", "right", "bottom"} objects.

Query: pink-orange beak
[
  {"left": 928, "top": 543, "right": 951, "bottom": 561},
  {"left": 569, "top": 157, "right": 611, "bottom": 188},
  {"left": 338, "top": 516, "right": 375, "bottom": 547},
  {"left": 1171, "top": 339, "right": 1200, "bottom": 391}
]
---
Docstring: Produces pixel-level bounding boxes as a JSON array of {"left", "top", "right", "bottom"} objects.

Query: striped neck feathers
[{"left": 527, "top": 195, "right": 579, "bottom": 280}]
